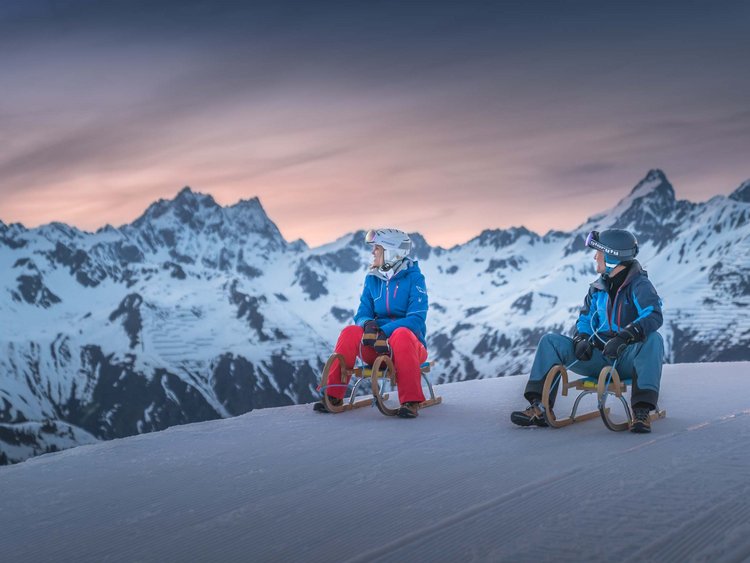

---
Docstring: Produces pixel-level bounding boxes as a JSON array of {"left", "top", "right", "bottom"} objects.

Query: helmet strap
[{"left": 380, "top": 258, "right": 404, "bottom": 273}]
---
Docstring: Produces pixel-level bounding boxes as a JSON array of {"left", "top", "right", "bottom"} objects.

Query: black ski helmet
[{"left": 585, "top": 229, "right": 638, "bottom": 271}]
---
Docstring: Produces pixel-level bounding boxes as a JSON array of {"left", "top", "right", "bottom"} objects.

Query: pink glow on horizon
[{"left": 1, "top": 165, "right": 746, "bottom": 248}]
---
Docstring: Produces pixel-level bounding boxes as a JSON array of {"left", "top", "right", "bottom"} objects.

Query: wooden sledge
[
  {"left": 319, "top": 353, "right": 442, "bottom": 416},
  {"left": 541, "top": 364, "right": 666, "bottom": 431}
]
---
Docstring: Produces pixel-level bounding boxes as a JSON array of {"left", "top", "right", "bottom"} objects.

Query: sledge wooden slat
[
  {"left": 573, "top": 409, "right": 607, "bottom": 423},
  {"left": 338, "top": 396, "right": 388, "bottom": 411},
  {"left": 419, "top": 397, "right": 442, "bottom": 408}
]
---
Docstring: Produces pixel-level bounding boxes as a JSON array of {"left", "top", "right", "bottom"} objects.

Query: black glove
[
  {"left": 602, "top": 325, "right": 640, "bottom": 359},
  {"left": 373, "top": 331, "right": 390, "bottom": 355},
  {"left": 573, "top": 333, "right": 593, "bottom": 362},
  {"left": 362, "top": 320, "right": 379, "bottom": 346}
]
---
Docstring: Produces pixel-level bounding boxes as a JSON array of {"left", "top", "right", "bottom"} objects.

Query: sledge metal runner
[
  {"left": 540, "top": 363, "right": 666, "bottom": 431},
  {"left": 318, "top": 353, "right": 442, "bottom": 416}
]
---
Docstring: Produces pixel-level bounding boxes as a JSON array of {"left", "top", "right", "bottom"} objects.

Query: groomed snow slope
[{"left": 1, "top": 362, "right": 749, "bottom": 563}]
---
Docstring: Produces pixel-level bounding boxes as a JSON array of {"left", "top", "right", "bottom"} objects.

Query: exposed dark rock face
[
  {"left": 13, "top": 275, "right": 61, "bottom": 308},
  {"left": 294, "top": 262, "right": 329, "bottom": 300},
  {"left": 330, "top": 307, "right": 354, "bottom": 322},
  {"left": 229, "top": 281, "right": 269, "bottom": 341},
  {"left": 109, "top": 294, "right": 144, "bottom": 349}
]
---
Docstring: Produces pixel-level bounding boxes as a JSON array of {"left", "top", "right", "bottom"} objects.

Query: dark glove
[
  {"left": 373, "top": 331, "right": 390, "bottom": 355},
  {"left": 362, "top": 320, "right": 379, "bottom": 346},
  {"left": 602, "top": 325, "right": 640, "bottom": 359},
  {"left": 573, "top": 333, "right": 593, "bottom": 362}
]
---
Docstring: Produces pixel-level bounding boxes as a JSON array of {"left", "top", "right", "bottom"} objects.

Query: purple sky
[{"left": 1, "top": 0, "right": 748, "bottom": 246}]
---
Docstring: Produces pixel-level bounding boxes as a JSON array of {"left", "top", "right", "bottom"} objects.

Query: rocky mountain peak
[
  {"left": 729, "top": 180, "right": 750, "bottom": 203},
  {"left": 470, "top": 227, "right": 538, "bottom": 250},
  {"left": 173, "top": 186, "right": 218, "bottom": 208},
  {"left": 224, "top": 197, "right": 284, "bottom": 239},
  {"left": 608, "top": 170, "right": 677, "bottom": 243},
  {"left": 626, "top": 169, "right": 675, "bottom": 203},
  {"left": 407, "top": 232, "right": 434, "bottom": 260},
  {"left": 131, "top": 187, "right": 219, "bottom": 229},
  {"left": 36, "top": 221, "right": 85, "bottom": 242}
]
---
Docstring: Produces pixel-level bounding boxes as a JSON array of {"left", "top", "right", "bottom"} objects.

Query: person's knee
[
  {"left": 638, "top": 332, "right": 665, "bottom": 361},
  {"left": 539, "top": 332, "right": 566, "bottom": 350},
  {"left": 342, "top": 324, "right": 363, "bottom": 337},
  {"left": 389, "top": 328, "right": 417, "bottom": 352},
  {"left": 338, "top": 325, "right": 364, "bottom": 346},
  {"left": 390, "top": 327, "right": 413, "bottom": 345},
  {"left": 643, "top": 332, "right": 664, "bottom": 349}
]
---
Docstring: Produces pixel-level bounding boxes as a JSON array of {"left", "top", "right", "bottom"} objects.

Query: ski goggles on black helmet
[
  {"left": 585, "top": 231, "right": 611, "bottom": 254},
  {"left": 585, "top": 230, "right": 638, "bottom": 260}
]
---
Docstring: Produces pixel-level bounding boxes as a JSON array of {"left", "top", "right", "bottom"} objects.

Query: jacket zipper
[
  {"left": 385, "top": 280, "right": 390, "bottom": 316},
  {"left": 610, "top": 288, "right": 623, "bottom": 330}
]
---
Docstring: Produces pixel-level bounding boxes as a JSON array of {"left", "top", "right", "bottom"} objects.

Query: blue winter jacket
[
  {"left": 353, "top": 261, "right": 428, "bottom": 347},
  {"left": 576, "top": 261, "right": 662, "bottom": 344}
]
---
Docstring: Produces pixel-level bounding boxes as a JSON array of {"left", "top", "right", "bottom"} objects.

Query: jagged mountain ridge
[{"left": 1, "top": 169, "right": 748, "bottom": 464}]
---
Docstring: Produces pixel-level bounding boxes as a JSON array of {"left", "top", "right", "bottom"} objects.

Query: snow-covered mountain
[
  {"left": 1, "top": 362, "right": 749, "bottom": 562},
  {"left": 1, "top": 170, "right": 749, "bottom": 464}
]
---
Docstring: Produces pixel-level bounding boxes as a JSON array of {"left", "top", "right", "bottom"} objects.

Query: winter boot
[
  {"left": 397, "top": 402, "right": 420, "bottom": 419},
  {"left": 630, "top": 406, "right": 652, "bottom": 433},
  {"left": 510, "top": 400, "right": 550, "bottom": 427},
  {"left": 313, "top": 396, "right": 343, "bottom": 413}
]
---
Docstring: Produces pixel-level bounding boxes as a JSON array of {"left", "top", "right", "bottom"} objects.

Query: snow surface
[{"left": 1, "top": 361, "right": 749, "bottom": 562}]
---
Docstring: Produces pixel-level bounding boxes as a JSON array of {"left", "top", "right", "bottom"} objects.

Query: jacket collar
[
  {"left": 368, "top": 258, "right": 415, "bottom": 281},
  {"left": 591, "top": 260, "right": 644, "bottom": 291}
]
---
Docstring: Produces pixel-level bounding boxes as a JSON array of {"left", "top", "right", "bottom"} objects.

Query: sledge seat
[
  {"left": 360, "top": 361, "right": 431, "bottom": 379},
  {"left": 568, "top": 375, "right": 628, "bottom": 394}
]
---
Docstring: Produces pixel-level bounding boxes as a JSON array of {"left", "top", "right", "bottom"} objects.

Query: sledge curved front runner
[
  {"left": 541, "top": 365, "right": 603, "bottom": 428},
  {"left": 370, "top": 355, "right": 399, "bottom": 416},
  {"left": 319, "top": 353, "right": 373, "bottom": 413},
  {"left": 597, "top": 366, "right": 667, "bottom": 432},
  {"left": 596, "top": 366, "right": 631, "bottom": 431}
]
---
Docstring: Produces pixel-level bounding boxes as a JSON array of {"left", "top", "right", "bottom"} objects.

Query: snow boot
[
  {"left": 510, "top": 400, "right": 550, "bottom": 427},
  {"left": 313, "top": 396, "right": 343, "bottom": 413},
  {"left": 630, "top": 407, "right": 652, "bottom": 433},
  {"left": 397, "top": 402, "right": 420, "bottom": 419}
]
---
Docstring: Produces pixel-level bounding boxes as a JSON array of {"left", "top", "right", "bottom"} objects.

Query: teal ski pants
[{"left": 523, "top": 332, "right": 665, "bottom": 408}]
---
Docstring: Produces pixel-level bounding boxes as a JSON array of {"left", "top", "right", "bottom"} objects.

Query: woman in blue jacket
[{"left": 314, "top": 228, "right": 429, "bottom": 418}]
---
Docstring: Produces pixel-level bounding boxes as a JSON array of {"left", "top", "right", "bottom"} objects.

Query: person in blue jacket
[
  {"left": 314, "top": 228, "right": 429, "bottom": 418},
  {"left": 510, "top": 229, "right": 665, "bottom": 433}
]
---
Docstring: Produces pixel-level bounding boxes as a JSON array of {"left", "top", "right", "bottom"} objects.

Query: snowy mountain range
[{"left": 1, "top": 169, "right": 749, "bottom": 464}]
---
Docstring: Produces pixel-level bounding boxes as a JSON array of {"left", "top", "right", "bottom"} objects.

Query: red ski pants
[{"left": 324, "top": 325, "right": 428, "bottom": 404}]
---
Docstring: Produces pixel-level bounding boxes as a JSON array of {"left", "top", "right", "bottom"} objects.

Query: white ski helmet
[{"left": 365, "top": 228, "right": 412, "bottom": 271}]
